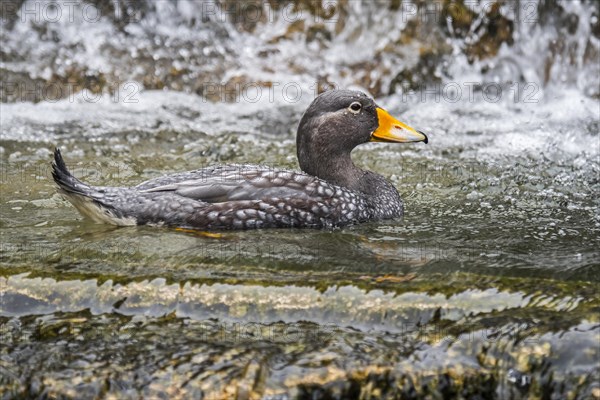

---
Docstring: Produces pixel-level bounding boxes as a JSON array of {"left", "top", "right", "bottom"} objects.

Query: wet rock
[
  {"left": 82, "top": 0, "right": 151, "bottom": 31},
  {"left": 196, "top": 74, "right": 274, "bottom": 103},
  {"left": 217, "top": 0, "right": 266, "bottom": 32},
  {"left": 441, "top": 0, "right": 514, "bottom": 62},
  {"left": 268, "top": 20, "right": 305, "bottom": 43},
  {"left": 306, "top": 23, "right": 332, "bottom": 43}
]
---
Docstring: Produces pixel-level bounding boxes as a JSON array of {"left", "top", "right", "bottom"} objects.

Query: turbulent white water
[
  {"left": 1, "top": 1, "right": 599, "bottom": 96},
  {"left": 0, "top": 86, "right": 597, "bottom": 167},
  {"left": 1, "top": 1, "right": 598, "bottom": 164}
]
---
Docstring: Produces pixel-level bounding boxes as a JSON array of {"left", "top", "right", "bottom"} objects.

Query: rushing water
[{"left": 1, "top": 1, "right": 599, "bottom": 398}]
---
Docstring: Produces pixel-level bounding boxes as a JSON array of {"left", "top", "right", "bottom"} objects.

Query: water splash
[{"left": 1, "top": 0, "right": 598, "bottom": 101}]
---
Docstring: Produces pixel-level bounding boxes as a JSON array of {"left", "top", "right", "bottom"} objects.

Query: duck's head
[{"left": 297, "top": 90, "right": 427, "bottom": 184}]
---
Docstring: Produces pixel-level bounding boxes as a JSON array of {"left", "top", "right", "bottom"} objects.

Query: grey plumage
[{"left": 52, "top": 90, "right": 426, "bottom": 230}]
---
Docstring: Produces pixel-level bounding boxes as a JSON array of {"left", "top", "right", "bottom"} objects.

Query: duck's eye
[{"left": 348, "top": 102, "right": 362, "bottom": 114}]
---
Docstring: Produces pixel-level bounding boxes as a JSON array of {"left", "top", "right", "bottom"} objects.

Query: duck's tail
[
  {"left": 51, "top": 148, "right": 136, "bottom": 225},
  {"left": 52, "top": 148, "right": 91, "bottom": 196}
]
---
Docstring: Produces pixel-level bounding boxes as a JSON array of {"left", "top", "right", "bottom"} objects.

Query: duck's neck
[{"left": 299, "top": 150, "right": 368, "bottom": 192}]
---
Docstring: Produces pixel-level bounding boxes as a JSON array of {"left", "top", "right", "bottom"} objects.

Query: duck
[{"left": 52, "top": 90, "right": 428, "bottom": 230}]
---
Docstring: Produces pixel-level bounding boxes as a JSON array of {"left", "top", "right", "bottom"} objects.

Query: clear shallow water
[{"left": 1, "top": 88, "right": 599, "bottom": 398}]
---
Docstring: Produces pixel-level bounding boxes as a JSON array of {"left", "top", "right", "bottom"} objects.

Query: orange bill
[{"left": 371, "top": 107, "right": 428, "bottom": 144}]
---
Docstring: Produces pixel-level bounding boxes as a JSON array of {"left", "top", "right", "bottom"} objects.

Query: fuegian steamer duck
[{"left": 52, "top": 90, "right": 428, "bottom": 230}]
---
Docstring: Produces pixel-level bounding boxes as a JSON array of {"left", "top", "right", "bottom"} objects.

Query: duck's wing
[{"left": 135, "top": 165, "right": 332, "bottom": 203}]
